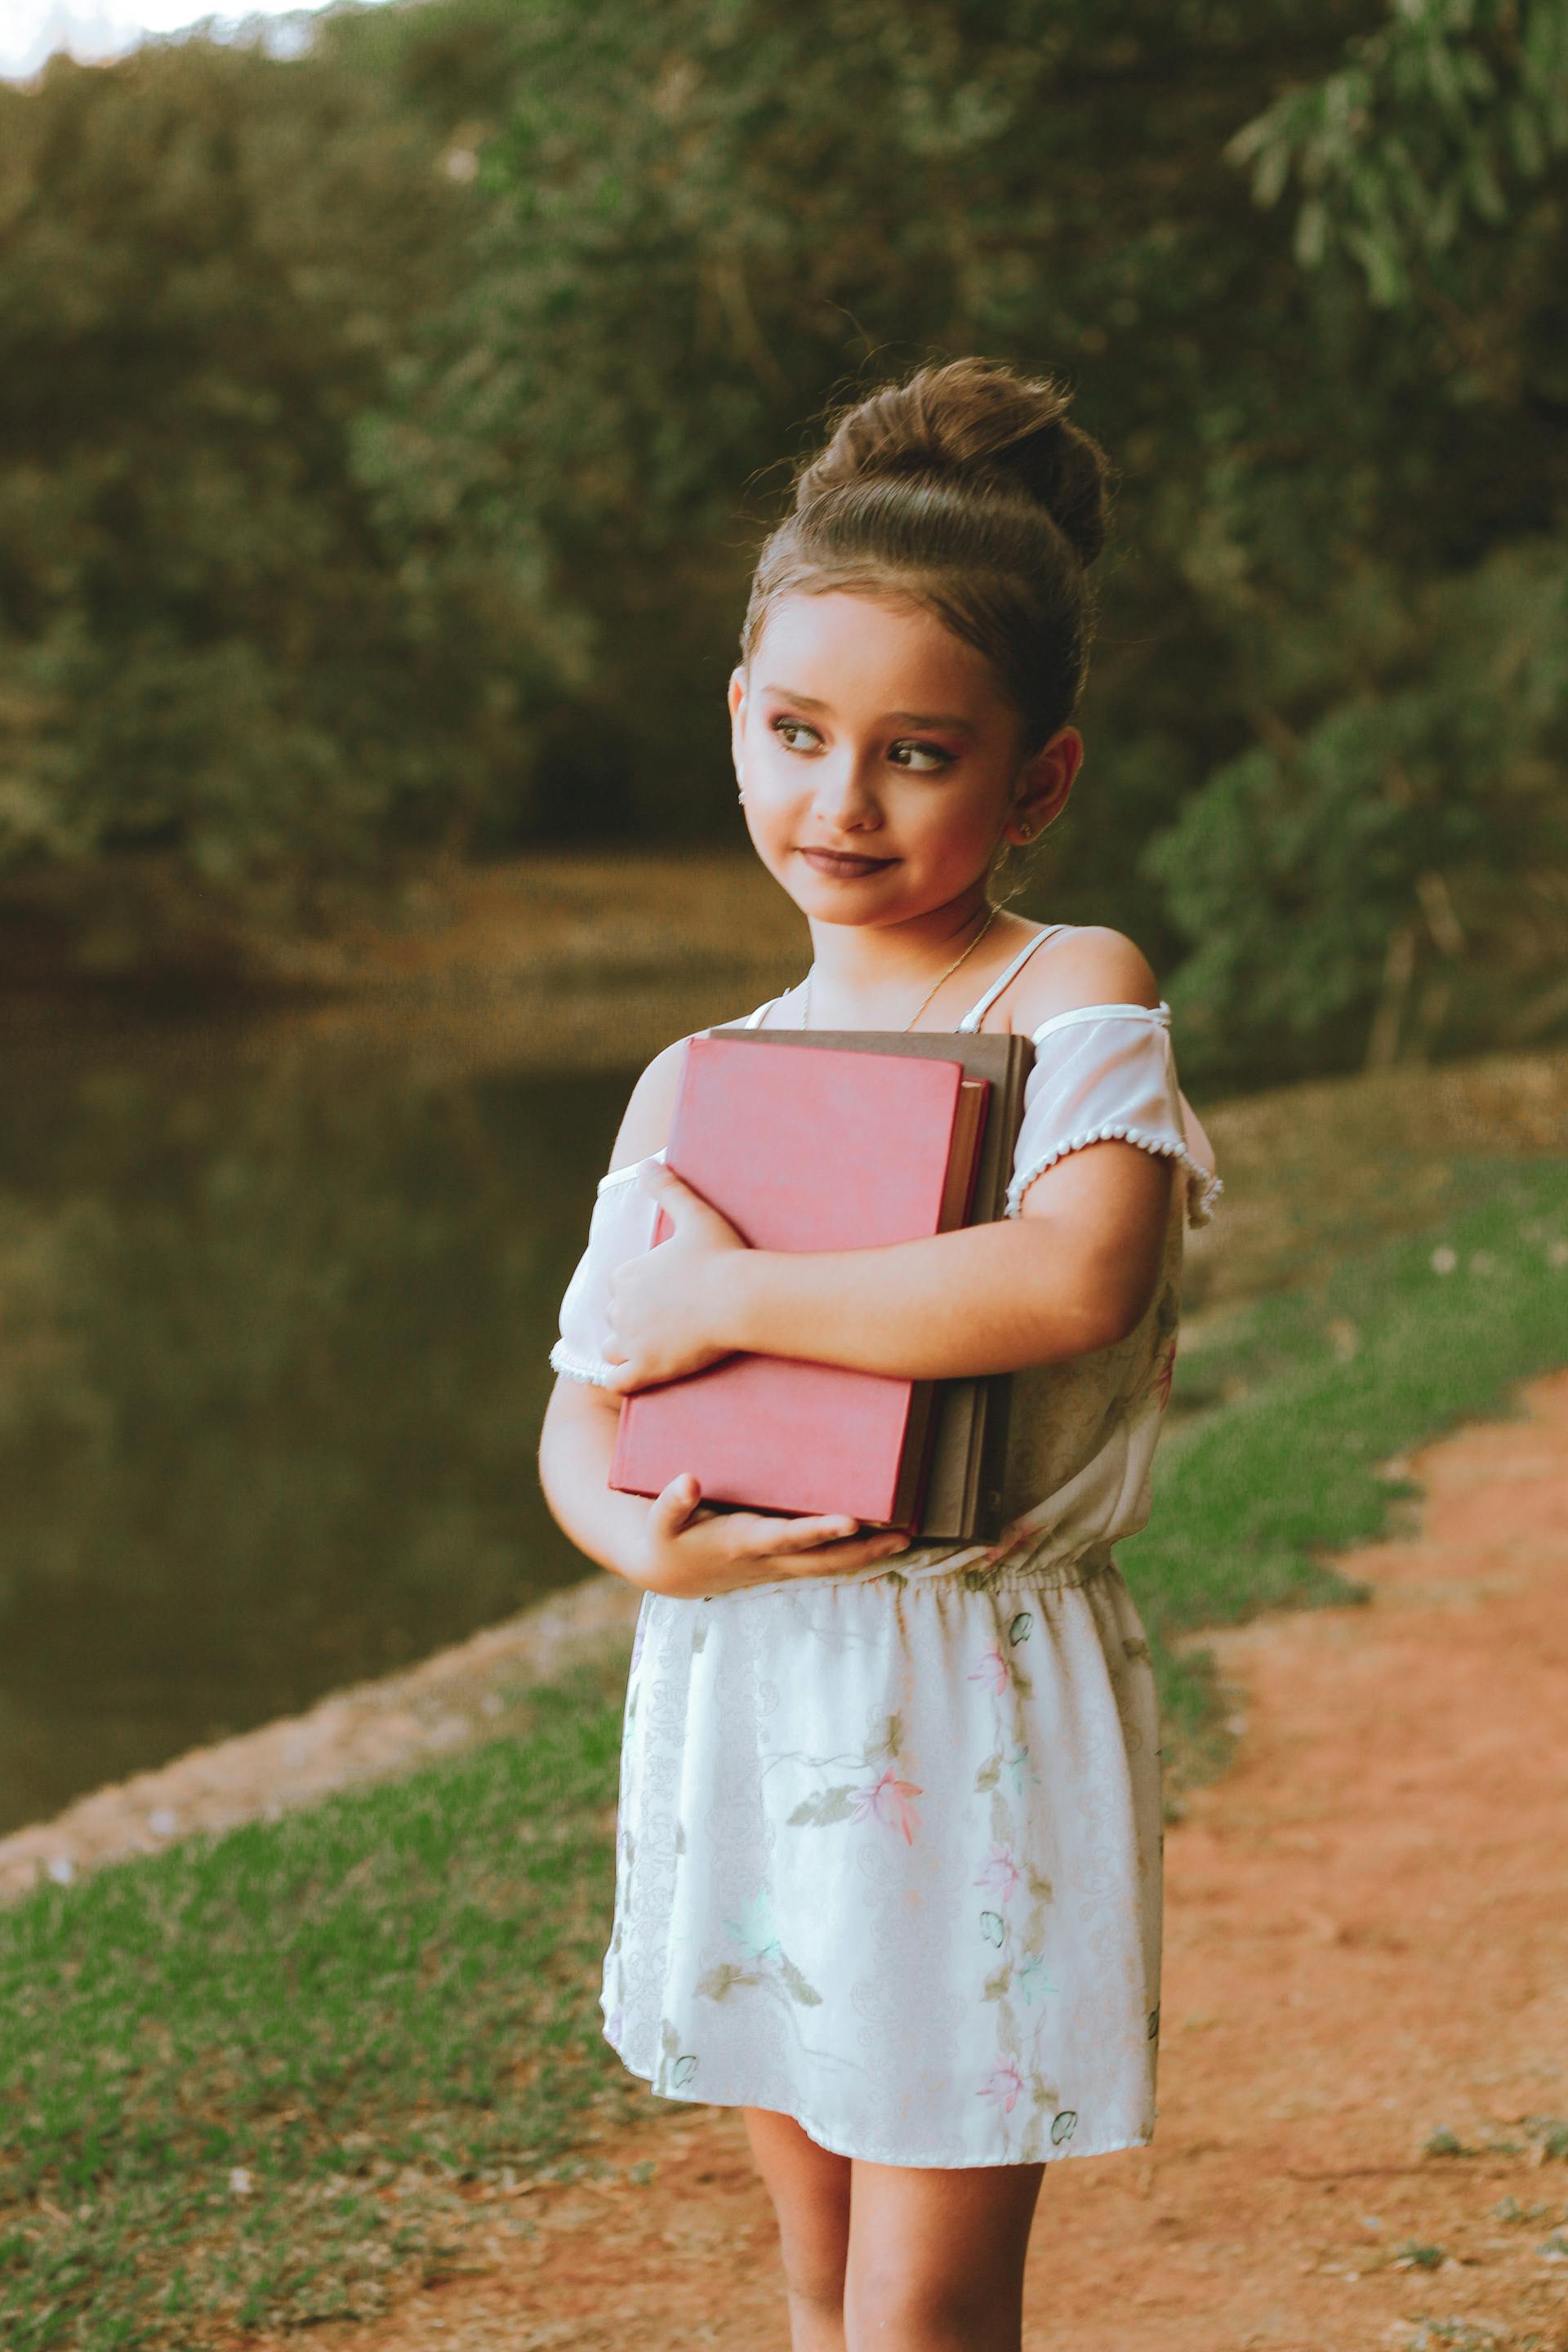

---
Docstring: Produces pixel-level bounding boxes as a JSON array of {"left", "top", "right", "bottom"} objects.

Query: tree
[
  {"left": 3, "top": 0, "right": 1562, "bottom": 1067},
  {"left": 1227, "top": 0, "right": 1568, "bottom": 310},
  {"left": 0, "top": 32, "right": 568, "bottom": 921},
  {"left": 363, "top": 0, "right": 1567, "bottom": 1070},
  {"left": 1161, "top": 0, "right": 1568, "bottom": 1069}
]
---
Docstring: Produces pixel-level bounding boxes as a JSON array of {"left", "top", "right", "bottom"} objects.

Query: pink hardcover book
[{"left": 608, "top": 1032, "right": 987, "bottom": 1530}]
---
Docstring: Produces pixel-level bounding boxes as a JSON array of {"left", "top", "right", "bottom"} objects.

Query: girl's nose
[{"left": 810, "top": 757, "right": 883, "bottom": 830}]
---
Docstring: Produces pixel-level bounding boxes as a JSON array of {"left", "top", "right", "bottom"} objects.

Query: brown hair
[{"left": 740, "top": 355, "right": 1117, "bottom": 762}]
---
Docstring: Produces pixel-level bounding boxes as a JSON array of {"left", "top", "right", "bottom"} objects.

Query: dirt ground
[{"left": 270, "top": 1365, "right": 1568, "bottom": 2352}]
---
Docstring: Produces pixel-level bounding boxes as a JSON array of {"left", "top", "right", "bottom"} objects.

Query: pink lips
[{"left": 799, "top": 848, "right": 896, "bottom": 876}]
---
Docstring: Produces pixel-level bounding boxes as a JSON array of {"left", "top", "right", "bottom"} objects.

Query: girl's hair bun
[
  {"left": 742, "top": 352, "right": 1117, "bottom": 765},
  {"left": 793, "top": 355, "right": 1110, "bottom": 573}
]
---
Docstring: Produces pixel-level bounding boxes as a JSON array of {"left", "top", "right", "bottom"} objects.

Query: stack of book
[{"left": 607, "top": 1023, "right": 1035, "bottom": 1542}]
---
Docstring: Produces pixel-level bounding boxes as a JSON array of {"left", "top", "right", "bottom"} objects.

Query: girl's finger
[
  {"left": 776, "top": 1533, "right": 910, "bottom": 1576},
  {"left": 651, "top": 1472, "right": 702, "bottom": 1529},
  {"left": 752, "top": 1514, "right": 902, "bottom": 1552},
  {"left": 742, "top": 1512, "right": 859, "bottom": 1554}
]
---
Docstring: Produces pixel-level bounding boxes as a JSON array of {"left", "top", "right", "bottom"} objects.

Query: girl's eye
[
  {"left": 889, "top": 741, "right": 954, "bottom": 773},
  {"left": 769, "top": 717, "right": 953, "bottom": 773},
  {"left": 770, "top": 717, "right": 820, "bottom": 752}
]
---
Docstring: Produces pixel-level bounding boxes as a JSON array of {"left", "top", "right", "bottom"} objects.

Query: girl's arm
[
  {"left": 538, "top": 1373, "right": 916, "bottom": 1593},
  {"left": 537, "top": 1378, "right": 657, "bottom": 1580},
  {"left": 537, "top": 1036, "right": 693, "bottom": 1579},
  {"left": 710, "top": 921, "right": 1175, "bottom": 1373},
  {"left": 608, "top": 1137, "right": 1174, "bottom": 1388},
  {"left": 599, "top": 952, "right": 1193, "bottom": 1390},
  {"left": 715, "top": 1139, "right": 1174, "bottom": 1379}
]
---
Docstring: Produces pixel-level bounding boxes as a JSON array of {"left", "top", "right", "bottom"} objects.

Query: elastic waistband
[
  {"left": 886, "top": 1534, "right": 1118, "bottom": 1594},
  {"left": 767, "top": 1534, "right": 1120, "bottom": 1600}
]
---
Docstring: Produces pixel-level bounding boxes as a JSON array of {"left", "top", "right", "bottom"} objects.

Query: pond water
[{"left": 0, "top": 996, "right": 657, "bottom": 1836}]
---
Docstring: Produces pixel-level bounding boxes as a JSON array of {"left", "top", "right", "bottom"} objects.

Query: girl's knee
[
  {"left": 779, "top": 2243, "right": 849, "bottom": 2314},
  {"left": 845, "top": 2266, "right": 1011, "bottom": 2349},
  {"left": 771, "top": 2211, "right": 846, "bottom": 2305},
  {"left": 776, "top": 2218, "right": 850, "bottom": 2348},
  {"left": 780, "top": 2267, "right": 846, "bottom": 2323}
]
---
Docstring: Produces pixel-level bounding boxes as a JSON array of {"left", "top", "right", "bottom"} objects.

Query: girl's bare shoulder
[
  {"left": 603, "top": 1036, "right": 691, "bottom": 1181},
  {"left": 601, "top": 992, "right": 789, "bottom": 1178},
  {"left": 1000, "top": 924, "right": 1162, "bottom": 1036}
]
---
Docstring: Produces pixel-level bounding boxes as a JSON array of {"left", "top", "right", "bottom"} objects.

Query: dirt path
[{"left": 273, "top": 1363, "right": 1568, "bottom": 2352}]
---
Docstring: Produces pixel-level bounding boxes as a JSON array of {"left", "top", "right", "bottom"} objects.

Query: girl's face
[{"left": 728, "top": 590, "right": 1080, "bottom": 928}]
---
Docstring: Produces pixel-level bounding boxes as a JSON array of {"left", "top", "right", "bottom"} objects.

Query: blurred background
[{"left": 1, "top": 0, "right": 1565, "bottom": 1832}]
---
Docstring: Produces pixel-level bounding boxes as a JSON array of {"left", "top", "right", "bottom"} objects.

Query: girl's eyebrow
[{"left": 760, "top": 685, "right": 973, "bottom": 732}]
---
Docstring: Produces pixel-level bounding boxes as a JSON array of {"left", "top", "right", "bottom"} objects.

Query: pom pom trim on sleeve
[
  {"left": 549, "top": 1339, "right": 616, "bottom": 1388},
  {"left": 1004, "top": 1125, "right": 1225, "bottom": 1229}
]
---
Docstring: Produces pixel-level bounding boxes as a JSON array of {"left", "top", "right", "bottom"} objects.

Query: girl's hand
[
  {"left": 629, "top": 1473, "right": 912, "bottom": 1601},
  {"left": 602, "top": 1162, "right": 751, "bottom": 1392}
]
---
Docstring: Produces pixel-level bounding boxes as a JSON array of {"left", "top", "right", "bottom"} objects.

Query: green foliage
[
  {"left": 364, "top": 0, "right": 1568, "bottom": 1067},
  {"left": 366, "top": 0, "right": 1384, "bottom": 853},
  {"left": 1143, "top": 542, "right": 1568, "bottom": 1071},
  {"left": 0, "top": 33, "right": 565, "bottom": 898},
  {"left": 1227, "top": 0, "right": 1568, "bottom": 305},
  {"left": 0, "top": 1, "right": 1565, "bottom": 1070}
]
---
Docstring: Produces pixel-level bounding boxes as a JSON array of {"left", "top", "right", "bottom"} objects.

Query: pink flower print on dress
[
  {"left": 973, "top": 1842, "right": 1022, "bottom": 1904},
  {"left": 849, "top": 1766, "right": 923, "bottom": 1846},
  {"left": 978, "top": 2060, "right": 1024, "bottom": 2115},
  {"left": 968, "top": 1643, "right": 1010, "bottom": 1697}
]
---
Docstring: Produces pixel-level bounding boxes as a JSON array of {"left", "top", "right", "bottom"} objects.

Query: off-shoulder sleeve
[
  {"left": 1005, "top": 1002, "right": 1223, "bottom": 1230},
  {"left": 548, "top": 1154, "right": 665, "bottom": 1386}
]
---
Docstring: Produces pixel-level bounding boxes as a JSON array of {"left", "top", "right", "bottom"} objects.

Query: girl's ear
[
  {"left": 1009, "top": 725, "right": 1083, "bottom": 838},
  {"left": 728, "top": 667, "right": 747, "bottom": 777}
]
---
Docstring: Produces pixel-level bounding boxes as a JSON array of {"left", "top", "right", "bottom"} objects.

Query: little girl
[{"left": 537, "top": 355, "right": 1222, "bottom": 2352}]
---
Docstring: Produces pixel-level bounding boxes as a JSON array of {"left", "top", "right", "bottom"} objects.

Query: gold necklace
[{"left": 799, "top": 906, "right": 1000, "bottom": 1033}]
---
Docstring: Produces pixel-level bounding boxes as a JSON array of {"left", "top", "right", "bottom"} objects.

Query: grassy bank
[
  {"left": 0, "top": 1668, "right": 640, "bottom": 2347},
  {"left": 2, "top": 1156, "right": 1565, "bottom": 2346},
  {"left": 0, "top": 850, "right": 810, "bottom": 1013},
  {"left": 1136, "top": 1155, "right": 1568, "bottom": 1782}
]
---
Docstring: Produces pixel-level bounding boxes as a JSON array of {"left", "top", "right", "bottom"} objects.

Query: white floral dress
[{"left": 549, "top": 924, "right": 1223, "bottom": 2167}]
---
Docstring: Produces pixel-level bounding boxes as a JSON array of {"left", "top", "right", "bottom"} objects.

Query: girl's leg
[
  {"left": 741, "top": 2105, "right": 853, "bottom": 2352},
  {"left": 844, "top": 2157, "right": 1046, "bottom": 2352}
]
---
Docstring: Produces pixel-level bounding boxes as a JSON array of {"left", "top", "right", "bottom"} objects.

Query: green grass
[
  {"left": 1128, "top": 1155, "right": 1568, "bottom": 1780},
  {"left": 0, "top": 1678, "right": 644, "bottom": 2345},
  {"left": 2, "top": 1153, "right": 1565, "bottom": 2345}
]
